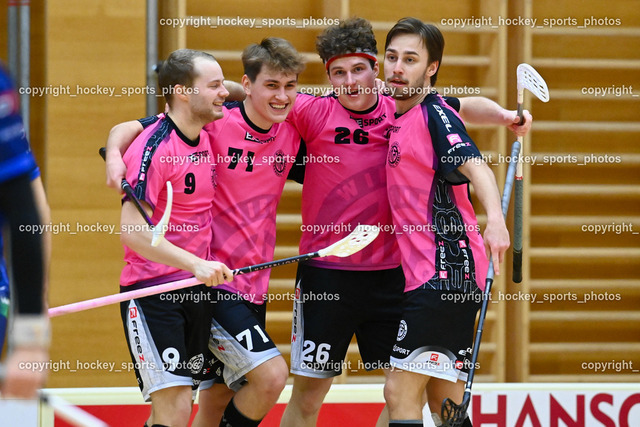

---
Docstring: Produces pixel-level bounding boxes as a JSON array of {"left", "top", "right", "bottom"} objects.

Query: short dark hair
[
  {"left": 316, "top": 17, "right": 378, "bottom": 69},
  {"left": 158, "top": 49, "right": 217, "bottom": 105},
  {"left": 385, "top": 17, "right": 444, "bottom": 86},
  {"left": 242, "top": 37, "right": 305, "bottom": 82}
]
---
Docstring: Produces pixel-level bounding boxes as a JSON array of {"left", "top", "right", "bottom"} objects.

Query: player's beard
[
  {"left": 192, "top": 99, "right": 223, "bottom": 125},
  {"left": 389, "top": 65, "right": 431, "bottom": 101}
]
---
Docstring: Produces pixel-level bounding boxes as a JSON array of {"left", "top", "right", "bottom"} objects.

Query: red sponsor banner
[
  {"left": 470, "top": 389, "right": 640, "bottom": 427},
  {"left": 42, "top": 384, "right": 640, "bottom": 427}
]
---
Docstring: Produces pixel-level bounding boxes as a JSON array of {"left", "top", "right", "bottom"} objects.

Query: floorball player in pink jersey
[
  {"left": 107, "top": 40, "right": 305, "bottom": 427},
  {"left": 382, "top": 18, "right": 512, "bottom": 427},
  {"left": 117, "top": 49, "right": 234, "bottom": 427},
  {"left": 279, "top": 18, "right": 530, "bottom": 427}
]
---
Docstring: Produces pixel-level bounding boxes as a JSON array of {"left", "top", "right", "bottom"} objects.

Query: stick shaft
[
  {"left": 463, "top": 140, "right": 520, "bottom": 392},
  {"left": 49, "top": 251, "right": 322, "bottom": 317},
  {"left": 121, "top": 180, "right": 154, "bottom": 227},
  {"left": 516, "top": 102, "right": 525, "bottom": 126},
  {"left": 42, "top": 392, "right": 109, "bottom": 427},
  {"left": 513, "top": 135, "right": 524, "bottom": 283},
  {"left": 513, "top": 178, "right": 524, "bottom": 283},
  {"left": 99, "top": 147, "right": 153, "bottom": 227},
  {"left": 48, "top": 277, "right": 201, "bottom": 317},
  {"left": 234, "top": 252, "right": 319, "bottom": 275}
]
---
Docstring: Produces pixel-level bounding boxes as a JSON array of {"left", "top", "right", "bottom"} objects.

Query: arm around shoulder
[
  {"left": 458, "top": 96, "right": 532, "bottom": 138},
  {"left": 105, "top": 120, "right": 144, "bottom": 189}
]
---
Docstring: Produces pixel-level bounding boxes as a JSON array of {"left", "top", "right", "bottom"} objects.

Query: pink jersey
[
  {"left": 287, "top": 93, "right": 400, "bottom": 270},
  {"left": 386, "top": 93, "right": 489, "bottom": 293},
  {"left": 206, "top": 102, "right": 300, "bottom": 303},
  {"left": 121, "top": 115, "right": 216, "bottom": 287}
]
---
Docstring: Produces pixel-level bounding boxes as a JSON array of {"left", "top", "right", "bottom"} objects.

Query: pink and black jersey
[
  {"left": 386, "top": 93, "right": 489, "bottom": 293},
  {"left": 205, "top": 102, "right": 300, "bottom": 303},
  {"left": 287, "top": 93, "right": 400, "bottom": 270},
  {"left": 137, "top": 106, "right": 300, "bottom": 303},
  {"left": 121, "top": 115, "right": 216, "bottom": 287}
]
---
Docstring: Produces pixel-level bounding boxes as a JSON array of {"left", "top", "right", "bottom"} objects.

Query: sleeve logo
[{"left": 446, "top": 133, "right": 463, "bottom": 146}]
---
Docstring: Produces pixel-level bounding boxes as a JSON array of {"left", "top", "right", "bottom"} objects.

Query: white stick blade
[
  {"left": 318, "top": 224, "right": 380, "bottom": 258},
  {"left": 517, "top": 63, "right": 550, "bottom": 102},
  {"left": 151, "top": 181, "right": 173, "bottom": 247}
]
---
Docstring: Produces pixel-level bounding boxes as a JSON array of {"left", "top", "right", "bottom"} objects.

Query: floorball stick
[
  {"left": 41, "top": 392, "right": 109, "bottom": 427},
  {"left": 99, "top": 147, "right": 171, "bottom": 247},
  {"left": 513, "top": 64, "right": 549, "bottom": 283},
  {"left": 48, "top": 225, "right": 379, "bottom": 317},
  {"left": 441, "top": 141, "right": 521, "bottom": 427}
]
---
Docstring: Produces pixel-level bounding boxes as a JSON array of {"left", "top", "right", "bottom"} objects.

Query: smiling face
[
  {"left": 384, "top": 33, "right": 438, "bottom": 109},
  {"left": 187, "top": 58, "right": 229, "bottom": 124},
  {"left": 327, "top": 55, "right": 379, "bottom": 112},
  {"left": 242, "top": 66, "right": 298, "bottom": 129}
]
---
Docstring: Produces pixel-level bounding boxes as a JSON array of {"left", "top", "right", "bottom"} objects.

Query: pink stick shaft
[{"left": 48, "top": 277, "right": 201, "bottom": 318}]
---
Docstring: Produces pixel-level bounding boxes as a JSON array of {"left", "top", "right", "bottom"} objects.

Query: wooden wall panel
[{"left": 46, "top": 0, "right": 146, "bottom": 388}]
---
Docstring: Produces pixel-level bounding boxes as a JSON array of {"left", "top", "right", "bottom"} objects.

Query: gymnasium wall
[{"left": 44, "top": 0, "right": 147, "bottom": 387}]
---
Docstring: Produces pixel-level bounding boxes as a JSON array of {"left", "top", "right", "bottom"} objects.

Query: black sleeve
[
  {"left": 0, "top": 173, "right": 44, "bottom": 314},
  {"left": 138, "top": 115, "right": 160, "bottom": 129},
  {"left": 426, "top": 99, "right": 482, "bottom": 185},
  {"left": 443, "top": 96, "right": 461, "bottom": 112},
  {"left": 286, "top": 139, "right": 306, "bottom": 184}
]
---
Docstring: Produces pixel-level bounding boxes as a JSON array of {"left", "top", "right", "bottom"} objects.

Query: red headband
[{"left": 325, "top": 52, "right": 378, "bottom": 71}]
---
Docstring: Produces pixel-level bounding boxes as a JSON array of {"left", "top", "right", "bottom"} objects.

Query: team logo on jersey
[
  {"left": 210, "top": 165, "right": 217, "bottom": 189},
  {"left": 190, "top": 150, "right": 211, "bottom": 163},
  {"left": 244, "top": 131, "right": 275, "bottom": 145},
  {"left": 387, "top": 141, "right": 401, "bottom": 168},
  {"left": 383, "top": 125, "right": 400, "bottom": 139},
  {"left": 129, "top": 307, "right": 138, "bottom": 319},
  {"left": 188, "top": 353, "right": 205, "bottom": 375},
  {"left": 446, "top": 133, "right": 463, "bottom": 146},
  {"left": 397, "top": 320, "right": 408, "bottom": 341},
  {"left": 273, "top": 149, "right": 287, "bottom": 177},
  {"left": 350, "top": 113, "right": 386, "bottom": 128}
]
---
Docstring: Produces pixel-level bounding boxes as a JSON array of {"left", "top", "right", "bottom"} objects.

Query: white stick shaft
[
  {"left": 49, "top": 225, "right": 379, "bottom": 317},
  {"left": 48, "top": 277, "right": 201, "bottom": 317},
  {"left": 43, "top": 393, "right": 109, "bottom": 427}
]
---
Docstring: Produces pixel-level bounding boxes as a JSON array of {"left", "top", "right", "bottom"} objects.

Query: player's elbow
[
  {"left": 458, "top": 157, "right": 488, "bottom": 181},
  {"left": 107, "top": 121, "right": 142, "bottom": 152},
  {"left": 119, "top": 224, "right": 139, "bottom": 248},
  {"left": 119, "top": 228, "right": 131, "bottom": 247},
  {"left": 108, "top": 123, "right": 125, "bottom": 140}
]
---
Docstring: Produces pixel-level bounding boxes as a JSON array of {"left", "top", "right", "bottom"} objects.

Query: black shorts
[
  {"left": 200, "top": 289, "right": 281, "bottom": 391},
  {"left": 120, "top": 284, "right": 214, "bottom": 401},
  {"left": 290, "top": 263, "right": 405, "bottom": 378},
  {"left": 390, "top": 287, "right": 481, "bottom": 382}
]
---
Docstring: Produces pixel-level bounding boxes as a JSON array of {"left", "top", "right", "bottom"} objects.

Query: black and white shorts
[
  {"left": 389, "top": 287, "right": 481, "bottom": 382},
  {"left": 120, "top": 284, "right": 213, "bottom": 402},
  {"left": 200, "top": 289, "right": 281, "bottom": 391},
  {"left": 290, "top": 263, "right": 405, "bottom": 378}
]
